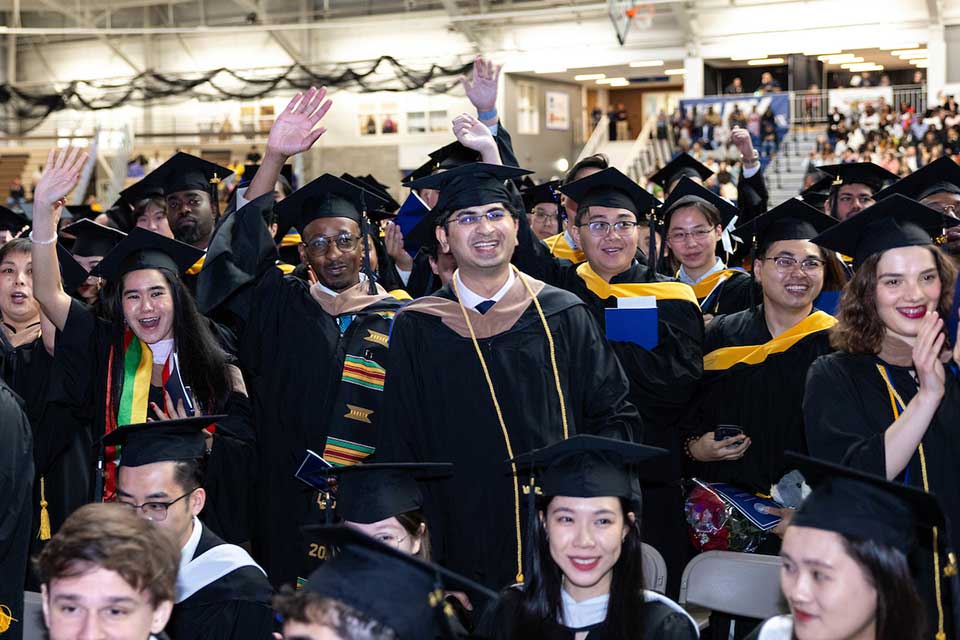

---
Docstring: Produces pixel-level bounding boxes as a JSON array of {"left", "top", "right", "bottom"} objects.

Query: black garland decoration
[{"left": 0, "top": 55, "right": 474, "bottom": 134}]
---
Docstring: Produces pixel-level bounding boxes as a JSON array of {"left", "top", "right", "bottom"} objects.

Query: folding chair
[
  {"left": 679, "top": 551, "right": 786, "bottom": 620},
  {"left": 23, "top": 591, "right": 45, "bottom": 640},
  {"left": 641, "top": 542, "right": 667, "bottom": 594}
]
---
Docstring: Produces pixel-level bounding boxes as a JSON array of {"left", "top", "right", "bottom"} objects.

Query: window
[{"left": 517, "top": 82, "right": 539, "bottom": 135}]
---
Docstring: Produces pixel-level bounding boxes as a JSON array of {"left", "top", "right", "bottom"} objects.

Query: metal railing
[{"left": 576, "top": 114, "right": 610, "bottom": 163}]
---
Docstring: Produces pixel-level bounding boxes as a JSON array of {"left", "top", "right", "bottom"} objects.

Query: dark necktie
[{"left": 475, "top": 300, "right": 495, "bottom": 315}]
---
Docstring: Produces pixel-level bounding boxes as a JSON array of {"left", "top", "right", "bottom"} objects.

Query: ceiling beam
[
  {"left": 439, "top": 0, "right": 482, "bottom": 50},
  {"left": 32, "top": 0, "right": 144, "bottom": 72}
]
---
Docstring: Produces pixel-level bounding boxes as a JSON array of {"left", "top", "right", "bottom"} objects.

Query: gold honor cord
[
  {"left": 452, "top": 265, "right": 569, "bottom": 584},
  {"left": 876, "top": 364, "right": 946, "bottom": 640}
]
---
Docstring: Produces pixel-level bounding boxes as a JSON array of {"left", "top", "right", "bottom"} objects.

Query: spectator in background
[
  {"left": 245, "top": 145, "right": 262, "bottom": 163},
  {"left": 914, "top": 69, "right": 926, "bottom": 85},
  {"left": 8, "top": 177, "right": 25, "bottom": 206},
  {"left": 729, "top": 104, "right": 747, "bottom": 130},
  {"left": 747, "top": 105, "right": 762, "bottom": 146},
  {"left": 725, "top": 76, "right": 744, "bottom": 94},
  {"left": 827, "top": 106, "right": 844, "bottom": 146},
  {"left": 760, "top": 106, "right": 779, "bottom": 159},
  {"left": 616, "top": 103, "right": 629, "bottom": 140},
  {"left": 757, "top": 71, "right": 781, "bottom": 93},
  {"left": 607, "top": 104, "right": 618, "bottom": 141},
  {"left": 592, "top": 106, "right": 603, "bottom": 130}
]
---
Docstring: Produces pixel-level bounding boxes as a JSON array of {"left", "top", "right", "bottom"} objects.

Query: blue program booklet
[
  {"left": 396, "top": 192, "right": 431, "bottom": 255},
  {"left": 295, "top": 449, "right": 335, "bottom": 492},
  {"left": 604, "top": 296, "right": 658, "bottom": 349},
  {"left": 708, "top": 482, "right": 782, "bottom": 531},
  {"left": 813, "top": 290, "right": 841, "bottom": 317}
]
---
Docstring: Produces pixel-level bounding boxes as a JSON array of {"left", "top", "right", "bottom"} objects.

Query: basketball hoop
[{"left": 609, "top": 0, "right": 655, "bottom": 45}]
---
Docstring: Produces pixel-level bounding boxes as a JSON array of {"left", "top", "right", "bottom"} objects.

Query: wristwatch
[{"left": 741, "top": 149, "right": 760, "bottom": 166}]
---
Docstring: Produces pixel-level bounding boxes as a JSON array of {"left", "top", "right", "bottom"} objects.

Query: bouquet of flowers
[{"left": 684, "top": 479, "right": 772, "bottom": 553}]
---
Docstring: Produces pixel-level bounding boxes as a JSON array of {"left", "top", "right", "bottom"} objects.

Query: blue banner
[{"left": 679, "top": 94, "right": 791, "bottom": 140}]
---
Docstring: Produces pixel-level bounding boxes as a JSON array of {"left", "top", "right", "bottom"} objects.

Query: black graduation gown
[
  {"left": 687, "top": 306, "right": 832, "bottom": 494},
  {"left": 47, "top": 299, "right": 257, "bottom": 544},
  {"left": 693, "top": 269, "right": 758, "bottom": 317},
  {"left": 377, "top": 277, "right": 641, "bottom": 592},
  {"left": 476, "top": 588, "right": 698, "bottom": 640},
  {"left": 166, "top": 522, "right": 274, "bottom": 640},
  {"left": 197, "top": 193, "right": 406, "bottom": 588},
  {"left": 737, "top": 167, "right": 769, "bottom": 225},
  {"left": 804, "top": 352, "right": 960, "bottom": 638},
  {"left": 0, "top": 330, "right": 93, "bottom": 586},
  {"left": 0, "top": 381, "right": 32, "bottom": 640},
  {"left": 511, "top": 213, "right": 703, "bottom": 597}
]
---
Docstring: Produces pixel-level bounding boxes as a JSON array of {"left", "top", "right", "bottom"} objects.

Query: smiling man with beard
[{"left": 197, "top": 87, "right": 410, "bottom": 589}]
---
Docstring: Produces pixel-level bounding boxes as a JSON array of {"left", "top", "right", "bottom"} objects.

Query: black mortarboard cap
[
  {"left": 799, "top": 174, "right": 834, "bottom": 211},
  {"left": 875, "top": 156, "right": 960, "bottom": 202},
  {"left": 63, "top": 205, "right": 98, "bottom": 222},
  {"left": 407, "top": 163, "right": 533, "bottom": 222},
  {"left": 61, "top": 219, "right": 127, "bottom": 257},
  {"left": 299, "top": 462, "right": 452, "bottom": 524},
  {"left": 340, "top": 173, "right": 401, "bottom": 216},
  {"left": 91, "top": 226, "right": 205, "bottom": 280},
  {"left": 0, "top": 206, "right": 29, "bottom": 233},
  {"left": 101, "top": 416, "right": 224, "bottom": 467},
  {"left": 786, "top": 452, "right": 946, "bottom": 554},
  {"left": 57, "top": 243, "right": 92, "bottom": 294},
  {"left": 660, "top": 176, "right": 739, "bottom": 228},
  {"left": 817, "top": 162, "right": 898, "bottom": 192},
  {"left": 521, "top": 180, "right": 562, "bottom": 212},
  {"left": 509, "top": 435, "right": 667, "bottom": 499},
  {"left": 732, "top": 197, "right": 836, "bottom": 250},
  {"left": 402, "top": 141, "right": 484, "bottom": 186},
  {"left": 120, "top": 178, "right": 165, "bottom": 205},
  {"left": 241, "top": 163, "right": 293, "bottom": 186},
  {"left": 146, "top": 152, "right": 232, "bottom": 195},
  {"left": 648, "top": 154, "right": 714, "bottom": 192},
  {"left": 403, "top": 157, "right": 439, "bottom": 185},
  {"left": 274, "top": 173, "right": 389, "bottom": 239},
  {"left": 302, "top": 525, "right": 497, "bottom": 640},
  {"left": 558, "top": 167, "right": 659, "bottom": 218},
  {"left": 811, "top": 194, "right": 959, "bottom": 268}
]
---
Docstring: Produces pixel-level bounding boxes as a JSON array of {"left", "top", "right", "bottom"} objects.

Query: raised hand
[
  {"left": 462, "top": 57, "right": 501, "bottom": 115},
  {"left": 34, "top": 147, "right": 88, "bottom": 215},
  {"left": 267, "top": 86, "right": 332, "bottom": 158},
  {"left": 384, "top": 221, "right": 413, "bottom": 272},
  {"left": 913, "top": 311, "right": 946, "bottom": 402},
  {"left": 453, "top": 113, "right": 495, "bottom": 153}
]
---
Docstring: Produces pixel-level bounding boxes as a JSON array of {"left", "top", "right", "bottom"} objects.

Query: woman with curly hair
[{"left": 803, "top": 194, "right": 960, "bottom": 639}]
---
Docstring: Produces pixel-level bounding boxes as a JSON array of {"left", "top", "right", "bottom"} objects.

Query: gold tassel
[{"left": 38, "top": 476, "right": 51, "bottom": 541}]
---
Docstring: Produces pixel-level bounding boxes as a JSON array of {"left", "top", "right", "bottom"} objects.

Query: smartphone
[{"left": 714, "top": 425, "right": 745, "bottom": 442}]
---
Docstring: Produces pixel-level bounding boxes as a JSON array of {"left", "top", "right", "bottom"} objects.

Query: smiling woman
[{"left": 804, "top": 195, "right": 960, "bottom": 639}]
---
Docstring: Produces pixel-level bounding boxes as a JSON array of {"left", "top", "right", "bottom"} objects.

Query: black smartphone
[{"left": 714, "top": 425, "right": 745, "bottom": 442}]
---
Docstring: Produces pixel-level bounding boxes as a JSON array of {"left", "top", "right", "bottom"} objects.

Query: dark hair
[
  {"left": 507, "top": 496, "right": 647, "bottom": 639},
  {"left": 106, "top": 268, "right": 231, "bottom": 417},
  {"left": 563, "top": 154, "right": 609, "bottom": 186},
  {"left": 273, "top": 586, "right": 398, "bottom": 639},
  {"left": 665, "top": 199, "right": 722, "bottom": 231},
  {"left": 35, "top": 503, "right": 179, "bottom": 606},
  {"left": 831, "top": 246, "right": 956, "bottom": 353},
  {"left": 0, "top": 237, "right": 30, "bottom": 262},
  {"left": 841, "top": 536, "right": 925, "bottom": 640},
  {"left": 172, "top": 456, "right": 207, "bottom": 493},
  {"left": 395, "top": 510, "right": 431, "bottom": 561}
]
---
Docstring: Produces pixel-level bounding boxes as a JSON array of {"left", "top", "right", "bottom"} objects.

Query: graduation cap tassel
[
  {"left": 748, "top": 237, "right": 758, "bottom": 309},
  {"left": 646, "top": 211, "right": 657, "bottom": 283},
  {"left": 359, "top": 191, "right": 377, "bottom": 295},
  {"left": 209, "top": 173, "right": 223, "bottom": 224},
  {"left": 38, "top": 476, "right": 51, "bottom": 541}
]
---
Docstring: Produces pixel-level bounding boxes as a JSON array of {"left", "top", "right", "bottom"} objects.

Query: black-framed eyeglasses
[
  {"left": 452, "top": 209, "right": 509, "bottom": 226},
  {"left": 115, "top": 488, "right": 197, "bottom": 522},
  {"left": 303, "top": 233, "right": 361, "bottom": 255},
  {"left": 763, "top": 256, "right": 825, "bottom": 273},
  {"left": 579, "top": 220, "right": 639, "bottom": 237}
]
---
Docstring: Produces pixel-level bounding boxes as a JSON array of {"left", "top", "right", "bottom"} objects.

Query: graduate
[
  {"left": 106, "top": 417, "right": 273, "bottom": 640},
  {"left": 377, "top": 161, "right": 641, "bottom": 592},
  {"left": 539, "top": 155, "right": 609, "bottom": 265},
  {"left": 747, "top": 454, "right": 948, "bottom": 640},
  {"left": 511, "top": 165, "right": 703, "bottom": 596},
  {"left": 119, "top": 176, "right": 174, "bottom": 238},
  {"left": 660, "top": 177, "right": 755, "bottom": 317},
  {"left": 648, "top": 127, "right": 768, "bottom": 223},
  {"left": 196, "top": 87, "right": 409, "bottom": 588},
  {"left": 798, "top": 174, "right": 833, "bottom": 214},
  {"left": 57, "top": 218, "right": 125, "bottom": 308},
  {"left": 0, "top": 378, "right": 32, "bottom": 640},
  {"left": 29, "top": 149, "right": 255, "bottom": 544},
  {"left": 814, "top": 163, "right": 897, "bottom": 222},
  {"left": 277, "top": 526, "right": 497, "bottom": 640},
  {"left": 684, "top": 199, "right": 840, "bottom": 503},
  {"left": 476, "top": 436, "right": 698, "bottom": 640},
  {"left": 522, "top": 179, "right": 564, "bottom": 242},
  {"left": 0, "top": 205, "right": 30, "bottom": 244},
  {"left": 804, "top": 194, "right": 960, "bottom": 638}
]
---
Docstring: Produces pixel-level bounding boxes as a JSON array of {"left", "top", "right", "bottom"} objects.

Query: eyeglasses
[
  {"left": 452, "top": 210, "right": 509, "bottom": 226},
  {"left": 531, "top": 210, "right": 559, "bottom": 221},
  {"left": 304, "top": 233, "right": 361, "bottom": 255},
  {"left": 763, "top": 256, "right": 825, "bottom": 273},
  {"left": 579, "top": 220, "right": 639, "bottom": 238},
  {"left": 115, "top": 488, "right": 197, "bottom": 522},
  {"left": 666, "top": 227, "right": 715, "bottom": 244},
  {"left": 373, "top": 532, "right": 409, "bottom": 549}
]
